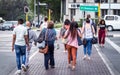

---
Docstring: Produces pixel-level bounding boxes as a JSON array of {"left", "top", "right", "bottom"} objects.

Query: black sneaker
[{"left": 51, "top": 66, "right": 55, "bottom": 68}]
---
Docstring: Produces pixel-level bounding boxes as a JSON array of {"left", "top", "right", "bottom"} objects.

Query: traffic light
[{"left": 24, "top": 6, "right": 29, "bottom": 13}]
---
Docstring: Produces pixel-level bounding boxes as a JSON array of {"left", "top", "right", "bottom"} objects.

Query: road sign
[{"left": 80, "top": 5, "right": 98, "bottom": 12}]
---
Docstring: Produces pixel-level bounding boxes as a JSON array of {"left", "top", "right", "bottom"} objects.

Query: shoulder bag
[{"left": 39, "top": 29, "right": 48, "bottom": 54}]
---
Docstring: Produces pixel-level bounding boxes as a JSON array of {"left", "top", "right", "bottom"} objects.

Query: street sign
[{"left": 80, "top": 5, "right": 98, "bottom": 12}]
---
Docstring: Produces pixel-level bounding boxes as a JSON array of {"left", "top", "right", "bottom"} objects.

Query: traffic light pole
[
  {"left": 26, "top": 13, "right": 28, "bottom": 21},
  {"left": 48, "top": 9, "right": 51, "bottom": 21},
  {"left": 98, "top": 0, "right": 101, "bottom": 22},
  {"left": 38, "top": 2, "right": 40, "bottom": 27}
]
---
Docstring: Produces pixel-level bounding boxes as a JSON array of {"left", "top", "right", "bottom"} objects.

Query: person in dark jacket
[{"left": 39, "top": 21, "right": 57, "bottom": 70}]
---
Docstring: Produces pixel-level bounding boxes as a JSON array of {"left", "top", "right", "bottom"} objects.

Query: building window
[
  {"left": 114, "top": 0, "right": 117, "bottom": 3},
  {"left": 101, "top": 9, "right": 107, "bottom": 18},
  {"left": 73, "top": 0, "right": 76, "bottom": 3},
  {"left": 104, "top": 0, "right": 108, "bottom": 3},
  {"left": 113, "top": 10, "right": 120, "bottom": 16},
  {"left": 83, "top": 0, "right": 86, "bottom": 3},
  {"left": 71, "top": 9, "right": 76, "bottom": 16},
  {"left": 70, "top": 9, "right": 76, "bottom": 20}
]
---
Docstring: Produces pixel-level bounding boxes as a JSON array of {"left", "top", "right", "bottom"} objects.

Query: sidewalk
[{"left": 10, "top": 40, "right": 111, "bottom": 75}]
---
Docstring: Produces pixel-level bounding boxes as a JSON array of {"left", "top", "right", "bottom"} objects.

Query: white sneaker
[
  {"left": 72, "top": 66, "right": 75, "bottom": 70},
  {"left": 15, "top": 70, "right": 21, "bottom": 75},
  {"left": 21, "top": 64, "right": 27, "bottom": 72},
  {"left": 63, "top": 50, "right": 67, "bottom": 53},
  {"left": 68, "top": 64, "right": 71, "bottom": 68},
  {"left": 87, "top": 57, "right": 91, "bottom": 60},
  {"left": 82, "top": 55, "right": 87, "bottom": 60}
]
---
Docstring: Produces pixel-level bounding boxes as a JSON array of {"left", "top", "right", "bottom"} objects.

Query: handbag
[
  {"left": 37, "top": 41, "right": 45, "bottom": 49},
  {"left": 37, "top": 28, "right": 46, "bottom": 43},
  {"left": 82, "top": 38, "right": 87, "bottom": 45},
  {"left": 39, "top": 45, "right": 48, "bottom": 54},
  {"left": 39, "top": 29, "right": 48, "bottom": 54},
  {"left": 62, "top": 38, "right": 68, "bottom": 44},
  {"left": 92, "top": 36, "right": 98, "bottom": 44},
  {"left": 77, "top": 29, "right": 82, "bottom": 46},
  {"left": 90, "top": 25, "right": 98, "bottom": 44}
]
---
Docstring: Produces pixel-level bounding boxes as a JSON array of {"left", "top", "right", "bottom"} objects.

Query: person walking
[
  {"left": 81, "top": 19, "right": 95, "bottom": 60},
  {"left": 38, "top": 21, "right": 57, "bottom": 70},
  {"left": 59, "top": 19, "right": 71, "bottom": 52},
  {"left": 12, "top": 19, "right": 30, "bottom": 74},
  {"left": 40, "top": 17, "right": 48, "bottom": 31},
  {"left": 25, "top": 21, "right": 37, "bottom": 68},
  {"left": 83, "top": 14, "right": 97, "bottom": 34},
  {"left": 98, "top": 19, "right": 107, "bottom": 47},
  {"left": 64, "top": 21, "right": 81, "bottom": 70}
]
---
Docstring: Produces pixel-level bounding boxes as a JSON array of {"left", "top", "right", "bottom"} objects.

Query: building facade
[{"left": 61, "top": 0, "right": 120, "bottom": 21}]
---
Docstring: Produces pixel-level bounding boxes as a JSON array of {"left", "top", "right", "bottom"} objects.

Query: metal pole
[
  {"left": 34, "top": 0, "right": 36, "bottom": 20},
  {"left": 38, "top": 2, "right": 40, "bottom": 27},
  {"left": 108, "top": 0, "right": 111, "bottom": 15},
  {"left": 98, "top": 1, "right": 101, "bottom": 21},
  {"left": 26, "top": 13, "right": 28, "bottom": 21},
  {"left": 48, "top": 9, "right": 51, "bottom": 21}
]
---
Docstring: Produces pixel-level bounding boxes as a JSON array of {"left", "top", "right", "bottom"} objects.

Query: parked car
[
  {"left": 1, "top": 21, "right": 17, "bottom": 31},
  {"left": 104, "top": 15, "right": 120, "bottom": 31}
]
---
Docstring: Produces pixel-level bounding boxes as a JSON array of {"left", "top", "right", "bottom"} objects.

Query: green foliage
[
  {"left": 54, "top": 23, "right": 62, "bottom": 28},
  {"left": 29, "top": 0, "right": 61, "bottom": 22},
  {"left": 0, "top": 0, "right": 27, "bottom": 20}
]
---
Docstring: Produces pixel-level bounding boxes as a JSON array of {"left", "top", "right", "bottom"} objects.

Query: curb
[{"left": 107, "top": 35, "right": 120, "bottom": 37}]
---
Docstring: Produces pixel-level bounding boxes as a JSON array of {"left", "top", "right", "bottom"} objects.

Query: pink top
[{"left": 65, "top": 30, "right": 78, "bottom": 48}]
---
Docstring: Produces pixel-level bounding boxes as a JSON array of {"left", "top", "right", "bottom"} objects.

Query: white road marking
[
  {"left": 0, "top": 50, "right": 11, "bottom": 52},
  {"left": 106, "top": 38, "right": 120, "bottom": 54},
  {"left": 94, "top": 44, "right": 115, "bottom": 75},
  {"left": 29, "top": 50, "right": 38, "bottom": 61}
]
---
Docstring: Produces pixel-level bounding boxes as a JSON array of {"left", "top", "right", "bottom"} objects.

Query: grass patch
[{"left": 54, "top": 23, "right": 62, "bottom": 28}]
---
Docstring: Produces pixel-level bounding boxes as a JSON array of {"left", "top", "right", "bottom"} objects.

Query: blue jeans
[
  {"left": 83, "top": 38, "right": 92, "bottom": 56},
  {"left": 44, "top": 41, "right": 55, "bottom": 69},
  {"left": 14, "top": 45, "right": 26, "bottom": 70}
]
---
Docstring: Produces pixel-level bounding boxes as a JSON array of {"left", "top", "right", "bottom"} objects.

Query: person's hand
[
  {"left": 27, "top": 46, "right": 30, "bottom": 51},
  {"left": 34, "top": 42, "right": 37, "bottom": 46},
  {"left": 12, "top": 46, "right": 14, "bottom": 52}
]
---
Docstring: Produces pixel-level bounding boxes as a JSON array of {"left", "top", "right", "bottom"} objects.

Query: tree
[
  {"left": 29, "top": 0, "right": 61, "bottom": 22},
  {"left": 0, "top": 0, "right": 28, "bottom": 20}
]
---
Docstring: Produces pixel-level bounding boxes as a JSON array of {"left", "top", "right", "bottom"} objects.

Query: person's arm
[
  {"left": 24, "top": 35, "right": 30, "bottom": 50},
  {"left": 105, "top": 25, "right": 107, "bottom": 36},
  {"left": 77, "top": 29, "right": 82, "bottom": 38},
  {"left": 59, "top": 28, "right": 62, "bottom": 38},
  {"left": 12, "top": 34, "right": 16, "bottom": 52},
  {"left": 63, "top": 30, "right": 69, "bottom": 39},
  {"left": 92, "top": 25, "right": 95, "bottom": 35},
  {"left": 33, "top": 32, "right": 37, "bottom": 46},
  {"left": 24, "top": 28, "right": 30, "bottom": 50}
]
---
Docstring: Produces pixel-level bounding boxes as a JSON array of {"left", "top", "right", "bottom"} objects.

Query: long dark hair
[
  {"left": 69, "top": 21, "right": 78, "bottom": 40},
  {"left": 99, "top": 19, "right": 106, "bottom": 25}
]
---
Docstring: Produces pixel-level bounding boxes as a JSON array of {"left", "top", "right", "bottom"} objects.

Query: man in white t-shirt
[
  {"left": 12, "top": 19, "right": 30, "bottom": 74},
  {"left": 40, "top": 17, "right": 48, "bottom": 31}
]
